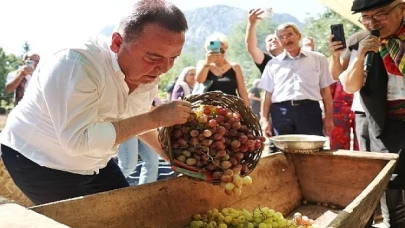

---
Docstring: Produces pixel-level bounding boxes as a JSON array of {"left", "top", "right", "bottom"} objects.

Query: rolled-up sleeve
[
  {"left": 40, "top": 50, "right": 116, "bottom": 157},
  {"left": 258, "top": 63, "right": 274, "bottom": 93}
]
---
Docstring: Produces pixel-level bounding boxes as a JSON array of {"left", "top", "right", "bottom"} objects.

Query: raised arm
[
  {"left": 245, "top": 9, "right": 265, "bottom": 65},
  {"left": 328, "top": 35, "right": 350, "bottom": 80},
  {"left": 339, "top": 35, "right": 379, "bottom": 93}
]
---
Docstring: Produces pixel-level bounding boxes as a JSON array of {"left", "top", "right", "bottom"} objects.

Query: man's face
[
  {"left": 277, "top": 27, "right": 301, "bottom": 52},
  {"left": 360, "top": 3, "right": 405, "bottom": 38},
  {"left": 265, "top": 35, "right": 282, "bottom": 53},
  {"left": 28, "top": 54, "right": 40, "bottom": 69},
  {"left": 111, "top": 23, "right": 185, "bottom": 86}
]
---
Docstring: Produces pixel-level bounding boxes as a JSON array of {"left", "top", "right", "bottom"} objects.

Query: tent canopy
[{"left": 318, "top": 0, "right": 365, "bottom": 29}]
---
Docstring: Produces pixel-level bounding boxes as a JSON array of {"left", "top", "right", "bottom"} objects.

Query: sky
[{"left": 0, "top": 0, "right": 327, "bottom": 58}]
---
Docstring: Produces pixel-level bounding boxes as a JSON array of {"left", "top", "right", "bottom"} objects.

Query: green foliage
[
  {"left": 302, "top": 9, "right": 361, "bottom": 57},
  {"left": 22, "top": 42, "right": 31, "bottom": 55},
  {"left": 0, "top": 47, "right": 20, "bottom": 98},
  {"left": 157, "top": 49, "right": 199, "bottom": 100}
]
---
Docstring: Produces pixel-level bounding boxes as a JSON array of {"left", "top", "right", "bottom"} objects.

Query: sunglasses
[{"left": 220, "top": 48, "right": 226, "bottom": 54}]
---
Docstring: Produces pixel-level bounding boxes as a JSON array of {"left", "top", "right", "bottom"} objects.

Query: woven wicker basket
[{"left": 158, "top": 91, "right": 264, "bottom": 184}]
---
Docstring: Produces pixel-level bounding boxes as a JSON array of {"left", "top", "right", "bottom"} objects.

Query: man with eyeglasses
[
  {"left": 338, "top": 0, "right": 405, "bottom": 227},
  {"left": 5, "top": 52, "right": 40, "bottom": 105},
  {"left": 259, "top": 22, "right": 334, "bottom": 139}
]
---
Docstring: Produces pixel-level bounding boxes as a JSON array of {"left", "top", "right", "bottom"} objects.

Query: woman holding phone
[{"left": 195, "top": 33, "right": 250, "bottom": 106}]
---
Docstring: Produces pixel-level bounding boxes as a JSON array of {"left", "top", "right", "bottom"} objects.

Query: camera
[{"left": 208, "top": 40, "right": 221, "bottom": 53}]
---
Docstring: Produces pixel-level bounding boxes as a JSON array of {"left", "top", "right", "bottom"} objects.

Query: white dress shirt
[
  {"left": 259, "top": 49, "right": 333, "bottom": 103},
  {"left": 0, "top": 37, "right": 158, "bottom": 175}
]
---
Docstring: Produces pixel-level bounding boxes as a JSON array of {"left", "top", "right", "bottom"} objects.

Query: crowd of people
[{"left": 1, "top": 0, "right": 405, "bottom": 227}]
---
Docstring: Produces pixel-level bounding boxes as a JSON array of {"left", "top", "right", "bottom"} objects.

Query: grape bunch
[
  {"left": 188, "top": 207, "right": 320, "bottom": 228},
  {"left": 170, "top": 105, "right": 265, "bottom": 195}
]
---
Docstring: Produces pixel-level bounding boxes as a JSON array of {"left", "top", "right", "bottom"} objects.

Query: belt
[{"left": 276, "top": 99, "right": 316, "bottom": 106}]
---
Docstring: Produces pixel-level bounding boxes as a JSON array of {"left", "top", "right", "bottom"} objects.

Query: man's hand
[
  {"left": 328, "top": 35, "right": 344, "bottom": 58},
  {"left": 248, "top": 9, "right": 263, "bottom": 25},
  {"left": 323, "top": 116, "right": 334, "bottom": 136},
  {"left": 205, "top": 51, "right": 220, "bottom": 65},
  {"left": 358, "top": 34, "right": 380, "bottom": 59},
  {"left": 18, "top": 65, "right": 33, "bottom": 77},
  {"left": 261, "top": 119, "right": 273, "bottom": 138},
  {"left": 149, "top": 100, "right": 191, "bottom": 127}
]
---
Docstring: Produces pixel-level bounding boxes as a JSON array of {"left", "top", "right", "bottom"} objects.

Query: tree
[
  {"left": 0, "top": 47, "right": 20, "bottom": 98},
  {"left": 302, "top": 9, "right": 361, "bottom": 57},
  {"left": 22, "top": 42, "right": 31, "bottom": 54}
]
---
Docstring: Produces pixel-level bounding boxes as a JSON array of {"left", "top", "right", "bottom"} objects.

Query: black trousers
[
  {"left": 1, "top": 145, "right": 129, "bottom": 205},
  {"left": 355, "top": 113, "right": 405, "bottom": 227},
  {"left": 271, "top": 100, "right": 323, "bottom": 136}
]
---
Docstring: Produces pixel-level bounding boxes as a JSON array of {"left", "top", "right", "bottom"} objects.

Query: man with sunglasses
[{"left": 339, "top": 0, "right": 405, "bottom": 226}]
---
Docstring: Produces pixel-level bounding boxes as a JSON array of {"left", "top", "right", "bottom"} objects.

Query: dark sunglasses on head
[{"left": 220, "top": 48, "right": 226, "bottom": 54}]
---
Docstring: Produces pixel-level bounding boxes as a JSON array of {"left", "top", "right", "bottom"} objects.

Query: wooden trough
[{"left": 31, "top": 150, "right": 397, "bottom": 228}]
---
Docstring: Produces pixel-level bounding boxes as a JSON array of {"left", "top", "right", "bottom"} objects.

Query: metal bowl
[{"left": 270, "top": 134, "right": 327, "bottom": 153}]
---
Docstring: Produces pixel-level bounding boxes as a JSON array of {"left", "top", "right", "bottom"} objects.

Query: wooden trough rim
[{"left": 326, "top": 158, "right": 397, "bottom": 227}]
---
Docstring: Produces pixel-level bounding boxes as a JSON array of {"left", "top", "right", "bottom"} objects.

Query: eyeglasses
[
  {"left": 358, "top": 3, "right": 401, "bottom": 24},
  {"left": 220, "top": 48, "right": 226, "bottom": 54},
  {"left": 277, "top": 33, "right": 296, "bottom": 41}
]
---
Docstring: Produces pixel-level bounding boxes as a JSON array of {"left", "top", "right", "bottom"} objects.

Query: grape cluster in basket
[{"left": 170, "top": 104, "right": 265, "bottom": 195}]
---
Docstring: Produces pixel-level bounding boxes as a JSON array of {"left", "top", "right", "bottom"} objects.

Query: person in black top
[
  {"left": 245, "top": 9, "right": 284, "bottom": 73},
  {"left": 249, "top": 79, "right": 262, "bottom": 117},
  {"left": 195, "top": 33, "right": 250, "bottom": 106}
]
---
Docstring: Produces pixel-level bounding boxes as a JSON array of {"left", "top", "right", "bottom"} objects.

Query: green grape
[
  {"left": 236, "top": 224, "right": 244, "bottom": 228},
  {"left": 253, "top": 211, "right": 262, "bottom": 218},
  {"left": 275, "top": 212, "right": 283, "bottom": 219},
  {"left": 247, "top": 222, "right": 255, "bottom": 228},
  {"left": 192, "top": 214, "right": 201, "bottom": 221},
  {"left": 277, "top": 218, "right": 287, "bottom": 227},
  {"left": 195, "top": 220, "right": 204, "bottom": 227},
  {"left": 231, "top": 218, "right": 239, "bottom": 226},
  {"left": 254, "top": 217, "right": 263, "bottom": 223},
  {"left": 218, "top": 224, "right": 227, "bottom": 228},
  {"left": 266, "top": 224, "right": 273, "bottom": 228},
  {"left": 259, "top": 223, "right": 267, "bottom": 228},
  {"left": 222, "top": 208, "right": 230, "bottom": 215},
  {"left": 245, "top": 213, "right": 253, "bottom": 222},
  {"left": 224, "top": 215, "right": 233, "bottom": 223}
]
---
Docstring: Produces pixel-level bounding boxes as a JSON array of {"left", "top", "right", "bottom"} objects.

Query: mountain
[
  {"left": 183, "top": 5, "right": 302, "bottom": 51},
  {"left": 100, "top": 5, "right": 303, "bottom": 51}
]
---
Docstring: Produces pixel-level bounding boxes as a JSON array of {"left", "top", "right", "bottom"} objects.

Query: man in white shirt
[
  {"left": 5, "top": 52, "right": 40, "bottom": 104},
  {"left": 0, "top": 0, "right": 191, "bottom": 205},
  {"left": 259, "top": 22, "right": 334, "bottom": 138}
]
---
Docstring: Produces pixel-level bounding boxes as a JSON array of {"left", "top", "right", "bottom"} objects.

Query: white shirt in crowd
[
  {"left": 0, "top": 37, "right": 158, "bottom": 175},
  {"left": 259, "top": 49, "right": 334, "bottom": 102}
]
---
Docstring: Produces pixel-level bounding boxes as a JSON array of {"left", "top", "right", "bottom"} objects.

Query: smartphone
[
  {"left": 258, "top": 8, "right": 273, "bottom": 19},
  {"left": 330, "top": 24, "right": 346, "bottom": 50},
  {"left": 208, "top": 40, "right": 221, "bottom": 53},
  {"left": 26, "top": 60, "right": 35, "bottom": 68}
]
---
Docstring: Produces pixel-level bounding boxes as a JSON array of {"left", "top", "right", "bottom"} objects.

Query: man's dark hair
[{"left": 118, "top": 0, "right": 188, "bottom": 42}]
